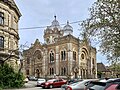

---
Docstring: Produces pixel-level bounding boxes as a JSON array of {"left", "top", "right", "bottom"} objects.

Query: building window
[
  {"left": 61, "top": 67, "right": 66, "bottom": 75},
  {"left": 52, "top": 68, "right": 54, "bottom": 75},
  {"left": 50, "top": 51, "right": 54, "bottom": 63},
  {"left": 26, "top": 70, "right": 29, "bottom": 75},
  {"left": 27, "top": 58, "right": 30, "bottom": 64},
  {"left": 0, "top": 12, "right": 4, "bottom": 25},
  {"left": 92, "top": 58, "right": 94, "bottom": 65},
  {"left": 0, "top": 36, "right": 4, "bottom": 48},
  {"left": 64, "top": 67, "right": 66, "bottom": 75},
  {"left": 81, "top": 54, "right": 84, "bottom": 59},
  {"left": 73, "top": 51, "right": 76, "bottom": 61},
  {"left": 50, "top": 68, "right": 51, "bottom": 75},
  {"left": 50, "top": 68, "right": 54, "bottom": 75},
  {"left": 61, "top": 68, "right": 63, "bottom": 75},
  {"left": 61, "top": 50, "right": 66, "bottom": 60}
]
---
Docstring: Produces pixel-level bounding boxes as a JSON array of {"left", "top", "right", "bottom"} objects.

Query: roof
[{"left": 97, "top": 63, "right": 107, "bottom": 72}]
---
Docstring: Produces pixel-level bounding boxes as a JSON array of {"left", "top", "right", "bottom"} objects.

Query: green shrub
[{"left": 0, "top": 63, "right": 24, "bottom": 89}]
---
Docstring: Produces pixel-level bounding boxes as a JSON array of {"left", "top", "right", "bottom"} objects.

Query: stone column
[
  {"left": 67, "top": 43, "right": 73, "bottom": 78},
  {"left": 55, "top": 46, "right": 59, "bottom": 75}
]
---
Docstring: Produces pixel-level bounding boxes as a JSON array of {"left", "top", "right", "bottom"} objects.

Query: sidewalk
[
  {"left": 4, "top": 81, "right": 37, "bottom": 90},
  {"left": 23, "top": 81, "right": 36, "bottom": 88}
]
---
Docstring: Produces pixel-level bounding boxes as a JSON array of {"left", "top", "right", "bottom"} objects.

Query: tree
[
  {"left": 81, "top": 0, "right": 120, "bottom": 63},
  {"left": 109, "top": 62, "right": 120, "bottom": 77},
  {"left": 0, "top": 63, "right": 24, "bottom": 89}
]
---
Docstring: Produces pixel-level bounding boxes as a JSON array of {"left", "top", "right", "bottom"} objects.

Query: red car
[
  {"left": 85, "top": 78, "right": 120, "bottom": 90},
  {"left": 41, "top": 79, "right": 67, "bottom": 88}
]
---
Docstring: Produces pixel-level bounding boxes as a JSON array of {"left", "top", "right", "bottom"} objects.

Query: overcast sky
[{"left": 15, "top": 0, "right": 108, "bottom": 65}]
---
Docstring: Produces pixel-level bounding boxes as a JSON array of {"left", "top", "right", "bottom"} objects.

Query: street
[
  {"left": 7, "top": 87, "right": 61, "bottom": 90},
  {"left": 5, "top": 81, "right": 61, "bottom": 90}
]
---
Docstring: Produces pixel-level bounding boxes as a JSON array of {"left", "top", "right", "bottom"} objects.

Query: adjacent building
[
  {"left": 0, "top": 0, "right": 21, "bottom": 70},
  {"left": 97, "top": 62, "right": 111, "bottom": 78},
  {"left": 23, "top": 16, "right": 97, "bottom": 79}
]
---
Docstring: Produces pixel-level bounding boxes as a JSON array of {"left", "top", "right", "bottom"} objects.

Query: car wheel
[{"left": 49, "top": 85, "right": 53, "bottom": 88}]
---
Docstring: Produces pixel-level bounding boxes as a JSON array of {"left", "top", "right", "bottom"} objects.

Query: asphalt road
[
  {"left": 8, "top": 87, "right": 61, "bottom": 90},
  {"left": 5, "top": 81, "right": 61, "bottom": 90}
]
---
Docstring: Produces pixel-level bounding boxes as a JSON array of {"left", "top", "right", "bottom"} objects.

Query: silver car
[
  {"left": 37, "top": 78, "right": 46, "bottom": 87},
  {"left": 61, "top": 79, "right": 98, "bottom": 90}
]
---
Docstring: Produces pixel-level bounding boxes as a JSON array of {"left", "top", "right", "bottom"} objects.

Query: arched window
[
  {"left": 0, "top": 36, "right": 4, "bottom": 48},
  {"left": 73, "top": 51, "right": 76, "bottom": 61},
  {"left": 61, "top": 50, "right": 66, "bottom": 60},
  {"left": 50, "top": 51, "right": 54, "bottom": 63},
  {"left": 0, "top": 12, "right": 4, "bottom": 25}
]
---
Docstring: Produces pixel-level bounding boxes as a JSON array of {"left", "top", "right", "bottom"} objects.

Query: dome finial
[
  {"left": 54, "top": 15, "right": 56, "bottom": 20},
  {"left": 67, "top": 20, "right": 69, "bottom": 25}
]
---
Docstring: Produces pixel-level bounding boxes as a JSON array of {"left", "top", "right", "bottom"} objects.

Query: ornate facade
[
  {"left": 0, "top": 0, "right": 21, "bottom": 70},
  {"left": 23, "top": 16, "right": 97, "bottom": 79}
]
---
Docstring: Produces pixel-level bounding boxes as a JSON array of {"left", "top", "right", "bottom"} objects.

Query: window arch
[
  {"left": 0, "top": 36, "right": 4, "bottom": 48},
  {"left": 50, "top": 51, "right": 54, "bottom": 63}
]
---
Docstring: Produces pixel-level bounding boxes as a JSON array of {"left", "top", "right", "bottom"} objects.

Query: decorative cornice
[{"left": 1, "top": 0, "right": 21, "bottom": 17}]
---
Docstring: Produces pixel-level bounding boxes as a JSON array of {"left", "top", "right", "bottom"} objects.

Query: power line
[{"left": 19, "top": 20, "right": 82, "bottom": 30}]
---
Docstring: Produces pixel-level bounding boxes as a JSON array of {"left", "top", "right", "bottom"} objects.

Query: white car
[{"left": 37, "top": 78, "right": 46, "bottom": 87}]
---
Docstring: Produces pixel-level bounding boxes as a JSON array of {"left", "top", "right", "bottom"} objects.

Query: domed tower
[
  {"left": 44, "top": 16, "right": 64, "bottom": 44},
  {"left": 0, "top": 0, "right": 21, "bottom": 69},
  {"left": 63, "top": 21, "right": 73, "bottom": 36}
]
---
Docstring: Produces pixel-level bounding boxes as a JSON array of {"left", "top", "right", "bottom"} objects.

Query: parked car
[
  {"left": 67, "top": 78, "right": 83, "bottom": 85},
  {"left": 28, "top": 76, "right": 38, "bottom": 81},
  {"left": 61, "top": 79, "right": 98, "bottom": 90},
  {"left": 37, "top": 78, "right": 46, "bottom": 87},
  {"left": 85, "top": 78, "right": 120, "bottom": 90},
  {"left": 41, "top": 78, "right": 67, "bottom": 88},
  {"left": 61, "top": 79, "right": 83, "bottom": 89}
]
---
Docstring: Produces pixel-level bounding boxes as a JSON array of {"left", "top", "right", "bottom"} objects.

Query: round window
[{"left": 81, "top": 54, "right": 84, "bottom": 59}]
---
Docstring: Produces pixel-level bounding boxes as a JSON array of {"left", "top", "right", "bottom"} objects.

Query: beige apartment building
[
  {"left": 23, "top": 16, "right": 97, "bottom": 79},
  {"left": 0, "top": 0, "right": 21, "bottom": 70}
]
